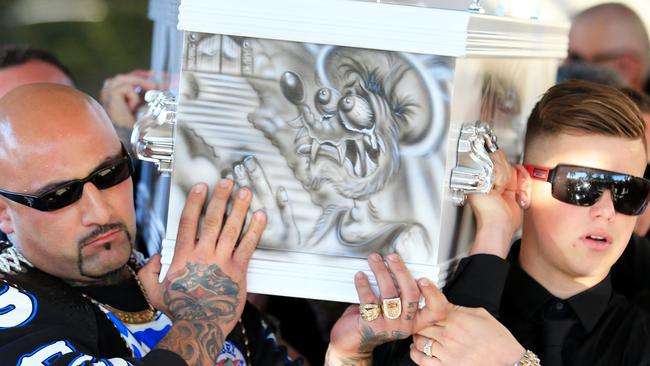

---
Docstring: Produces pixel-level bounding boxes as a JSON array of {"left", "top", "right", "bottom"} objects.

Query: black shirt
[{"left": 444, "top": 242, "right": 650, "bottom": 366}]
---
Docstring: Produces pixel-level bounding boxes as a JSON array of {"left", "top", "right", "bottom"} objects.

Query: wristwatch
[{"left": 516, "top": 350, "right": 541, "bottom": 366}]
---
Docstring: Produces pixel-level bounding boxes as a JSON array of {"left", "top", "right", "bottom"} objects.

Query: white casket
[{"left": 137, "top": 0, "right": 567, "bottom": 303}]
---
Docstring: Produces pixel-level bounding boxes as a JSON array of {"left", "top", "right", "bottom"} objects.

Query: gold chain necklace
[{"left": 84, "top": 266, "right": 157, "bottom": 324}]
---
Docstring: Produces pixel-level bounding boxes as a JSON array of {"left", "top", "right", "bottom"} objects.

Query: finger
[
  {"left": 414, "top": 278, "right": 449, "bottom": 331},
  {"left": 127, "top": 69, "right": 154, "bottom": 78},
  {"left": 216, "top": 187, "right": 252, "bottom": 257},
  {"left": 413, "top": 334, "right": 434, "bottom": 352},
  {"left": 121, "top": 86, "right": 141, "bottom": 111},
  {"left": 355, "top": 271, "right": 380, "bottom": 305},
  {"left": 368, "top": 254, "right": 402, "bottom": 324},
  {"left": 416, "top": 325, "right": 442, "bottom": 345},
  {"left": 245, "top": 156, "right": 275, "bottom": 208},
  {"left": 137, "top": 254, "right": 162, "bottom": 290},
  {"left": 385, "top": 253, "right": 419, "bottom": 321},
  {"left": 233, "top": 162, "right": 259, "bottom": 211},
  {"left": 109, "top": 74, "right": 155, "bottom": 88},
  {"left": 417, "top": 324, "right": 445, "bottom": 344},
  {"left": 368, "top": 253, "right": 398, "bottom": 300},
  {"left": 409, "top": 343, "right": 441, "bottom": 366},
  {"left": 234, "top": 210, "right": 267, "bottom": 265},
  {"left": 173, "top": 184, "right": 208, "bottom": 261},
  {"left": 413, "top": 334, "right": 447, "bottom": 364},
  {"left": 195, "top": 179, "right": 234, "bottom": 253}
]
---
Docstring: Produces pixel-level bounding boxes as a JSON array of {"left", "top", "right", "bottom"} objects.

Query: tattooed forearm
[
  {"left": 324, "top": 347, "right": 372, "bottom": 366},
  {"left": 157, "top": 319, "right": 225, "bottom": 366},
  {"left": 157, "top": 262, "right": 240, "bottom": 365}
]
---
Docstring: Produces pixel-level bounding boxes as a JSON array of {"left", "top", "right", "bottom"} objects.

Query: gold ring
[
  {"left": 453, "top": 304, "right": 462, "bottom": 312},
  {"left": 423, "top": 338, "right": 434, "bottom": 357},
  {"left": 382, "top": 297, "right": 402, "bottom": 320},
  {"left": 359, "top": 303, "right": 381, "bottom": 322}
]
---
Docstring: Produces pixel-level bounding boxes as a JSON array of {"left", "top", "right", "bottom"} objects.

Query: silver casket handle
[
  {"left": 449, "top": 121, "right": 499, "bottom": 206},
  {"left": 130, "top": 90, "right": 176, "bottom": 172}
]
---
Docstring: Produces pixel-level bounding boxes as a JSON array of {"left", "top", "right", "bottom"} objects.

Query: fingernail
[
  {"left": 234, "top": 164, "right": 246, "bottom": 178},
  {"left": 193, "top": 184, "right": 205, "bottom": 193},
  {"left": 253, "top": 210, "right": 266, "bottom": 221},
  {"left": 369, "top": 253, "right": 382, "bottom": 262},
  {"left": 219, "top": 179, "right": 232, "bottom": 188},
  {"left": 387, "top": 253, "right": 400, "bottom": 262},
  {"left": 355, "top": 271, "right": 366, "bottom": 280},
  {"left": 238, "top": 188, "right": 250, "bottom": 199},
  {"left": 244, "top": 156, "right": 256, "bottom": 172},
  {"left": 419, "top": 278, "right": 430, "bottom": 287}
]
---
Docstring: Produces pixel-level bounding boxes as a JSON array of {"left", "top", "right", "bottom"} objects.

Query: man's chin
[{"left": 79, "top": 244, "right": 132, "bottom": 280}]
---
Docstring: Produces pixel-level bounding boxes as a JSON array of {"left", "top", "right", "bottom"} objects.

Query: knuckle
[
  {"left": 220, "top": 225, "right": 240, "bottom": 241},
  {"left": 202, "top": 215, "right": 222, "bottom": 231},
  {"left": 177, "top": 216, "right": 195, "bottom": 233}
]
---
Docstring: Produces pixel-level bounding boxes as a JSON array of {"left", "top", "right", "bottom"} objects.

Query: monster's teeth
[
  {"left": 377, "top": 137, "right": 386, "bottom": 154},
  {"left": 366, "top": 152, "right": 377, "bottom": 174},
  {"left": 296, "top": 143, "right": 311, "bottom": 155},
  {"left": 365, "top": 134, "right": 378, "bottom": 151},
  {"left": 310, "top": 140, "right": 320, "bottom": 163},
  {"left": 337, "top": 143, "right": 347, "bottom": 164},
  {"left": 354, "top": 140, "right": 367, "bottom": 176},
  {"left": 353, "top": 155, "right": 363, "bottom": 176}
]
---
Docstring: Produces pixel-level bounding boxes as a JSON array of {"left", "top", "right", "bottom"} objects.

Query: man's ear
[
  {"left": 0, "top": 199, "right": 15, "bottom": 236},
  {"left": 514, "top": 164, "right": 532, "bottom": 207}
]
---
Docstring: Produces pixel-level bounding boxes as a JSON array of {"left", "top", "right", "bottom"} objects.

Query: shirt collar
[{"left": 506, "top": 240, "right": 612, "bottom": 333}]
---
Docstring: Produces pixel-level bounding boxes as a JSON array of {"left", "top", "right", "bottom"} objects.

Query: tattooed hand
[
  {"left": 149, "top": 179, "right": 266, "bottom": 366},
  {"left": 326, "top": 253, "right": 448, "bottom": 366}
]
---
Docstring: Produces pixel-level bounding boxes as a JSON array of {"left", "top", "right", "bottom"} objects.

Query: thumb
[
  {"left": 137, "top": 254, "right": 165, "bottom": 310},
  {"left": 414, "top": 278, "right": 449, "bottom": 331}
]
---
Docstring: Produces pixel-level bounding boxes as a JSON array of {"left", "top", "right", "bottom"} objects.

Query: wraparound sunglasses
[
  {"left": 0, "top": 143, "right": 133, "bottom": 212},
  {"left": 525, "top": 164, "right": 650, "bottom": 216}
]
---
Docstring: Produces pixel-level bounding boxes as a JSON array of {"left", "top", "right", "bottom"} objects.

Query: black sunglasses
[
  {"left": 525, "top": 164, "right": 650, "bottom": 216},
  {"left": 0, "top": 144, "right": 134, "bottom": 212}
]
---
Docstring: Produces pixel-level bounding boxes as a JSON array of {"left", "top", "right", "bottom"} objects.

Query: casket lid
[{"left": 177, "top": 0, "right": 567, "bottom": 58}]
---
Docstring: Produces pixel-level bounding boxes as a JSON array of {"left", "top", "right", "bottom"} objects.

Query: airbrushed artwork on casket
[{"left": 171, "top": 33, "right": 452, "bottom": 265}]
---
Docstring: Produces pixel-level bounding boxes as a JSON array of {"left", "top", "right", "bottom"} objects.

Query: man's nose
[
  {"left": 589, "top": 190, "right": 616, "bottom": 221},
  {"left": 79, "top": 182, "right": 112, "bottom": 226}
]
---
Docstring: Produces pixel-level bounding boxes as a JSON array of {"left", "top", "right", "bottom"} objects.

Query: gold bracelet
[{"left": 517, "top": 350, "right": 541, "bottom": 366}]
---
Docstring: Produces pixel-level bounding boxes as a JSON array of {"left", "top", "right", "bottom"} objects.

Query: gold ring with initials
[
  {"left": 359, "top": 303, "right": 381, "bottom": 321},
  {"left": 382, "top": 297, "right": 402, "bottom": 320}
]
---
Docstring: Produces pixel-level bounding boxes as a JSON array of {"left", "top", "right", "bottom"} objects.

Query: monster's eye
[
  {"left": 317, "top": 88, "right": 331, "bottom": 104},
  {"left": 338, "top": 94, "right": 374, "bottom": 129},
  {"left": 315, "top": 88, "right": 341, "bottom": 115},
  {"left": 339, "top": 95, "right": 355, "bottom": 112}
]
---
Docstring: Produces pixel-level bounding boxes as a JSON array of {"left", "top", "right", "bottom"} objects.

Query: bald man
[
  {"left": 0, "top": 83, "right": 307, "bottom": 366},
  {"left": 567, "top": 3, "right": 650, "bottom": 91}
]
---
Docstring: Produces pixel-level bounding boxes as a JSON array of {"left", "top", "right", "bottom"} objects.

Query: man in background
[{"left": 567, "top": 3, "right": 650, "bottom": 93}]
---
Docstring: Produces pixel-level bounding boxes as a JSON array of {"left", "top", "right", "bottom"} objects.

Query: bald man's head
[
  {"left": 0, "top": 84, "right": 120, "bottom": 190},
  {"left": 0, "top": 84, "right": 136, "bottom": 284},
  {"left": 568, "top": 3, "right": 650, "bottom": 90}
]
